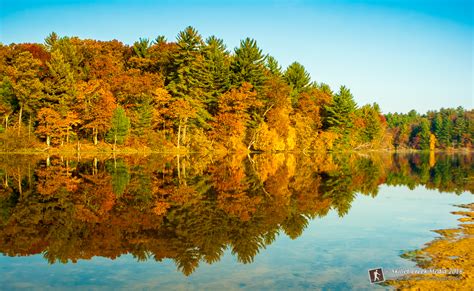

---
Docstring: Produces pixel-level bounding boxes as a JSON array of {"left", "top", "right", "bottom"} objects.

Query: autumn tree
[
  {"left": 254, "top": 77, "right": 294, "bottom": 151},
  {"left": 77, "top": 80, "right": 116, "bottom": 145},
  {"left": 6, "top": 51, "right": 43, "bottom": 135},
  {"left": 168, "top": 99, "right": 196, "bottom": 149},
  {"left": 35, "top": 108, "right": 63, "bottom": 146},
  {"left": 212, "top": 83, "right": 257, "bottom": 151},
  {"left": 358, "top": 103, "right": 384, "bottom": 145}
]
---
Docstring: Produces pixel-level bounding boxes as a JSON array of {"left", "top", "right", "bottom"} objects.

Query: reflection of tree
[
  {"left": 0, "top": 153, "right": 471, "bottom": 275},
  {"left": 106, "top": 159, "right": 130, "bottom": 196}
]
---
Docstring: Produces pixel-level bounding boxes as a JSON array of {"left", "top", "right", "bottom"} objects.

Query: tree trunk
[
  {"left": 177, "top": 154, "right": 181, "bottom": 182},
  {"left": 17, "top": 168, "right": 22, "bottom": 195},
  {"left": 18, "top": 105, "right": 22, "bottom": 136},
  {"left": 93, "top": 157, "right": 98, "bottom": 175},
  {"left": 66, "top": 126, "right": 69, "bottom": 144},
  {"left": 46, "top": 135, "right": 51, "bottom": 146},
  {"left": 114, "top": 133, "right": 117, "bottom": 152},
  {"left": 93, "top": 128, "right": 98, "bottom": 145},
  {"left": 5, "top": 115, "right": 8, "bottom": 130},
  {"left": 177, "top": 119, "right": 181, "bottom": 149},
  {"left": 183, "top": 118, "right": 187, "bottom": 146},
  {"left": 28, "top": 115, "right": 31, "bottom": 139}
]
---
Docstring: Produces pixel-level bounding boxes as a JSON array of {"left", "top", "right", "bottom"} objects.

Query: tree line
[{"left": 0, "top": 27, "right": 472, "bottom": 152}]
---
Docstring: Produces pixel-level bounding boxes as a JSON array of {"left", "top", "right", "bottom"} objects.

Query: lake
[{"left": 0, "top": 152, "right": 472, "bottom": 290}]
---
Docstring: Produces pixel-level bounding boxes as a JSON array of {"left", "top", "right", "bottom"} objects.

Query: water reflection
[{"left": 0, "top": 153, "right": 472, "bottom": 275}]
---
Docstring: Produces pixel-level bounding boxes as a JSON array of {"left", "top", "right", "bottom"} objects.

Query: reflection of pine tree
[{"left": 105, "top": 159, "right": 130, "bottom": 196}]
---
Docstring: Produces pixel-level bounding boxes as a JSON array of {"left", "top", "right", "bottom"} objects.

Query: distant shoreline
[{"left": 0, "top": 147, "right": 471, "bottom": 156}]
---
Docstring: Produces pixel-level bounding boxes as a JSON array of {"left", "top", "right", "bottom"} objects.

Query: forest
[{"left": 0, "top": 27, "right": 472, "bottom": 153}]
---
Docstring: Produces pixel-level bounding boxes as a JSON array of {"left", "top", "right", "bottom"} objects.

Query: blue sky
[{"left": 0, "top": 0, "right": 472, "bottom": 113}]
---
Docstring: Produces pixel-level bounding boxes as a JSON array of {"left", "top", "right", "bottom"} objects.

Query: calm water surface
[{"left": 0, "top": 153, "right": 472, "bottom": 290}]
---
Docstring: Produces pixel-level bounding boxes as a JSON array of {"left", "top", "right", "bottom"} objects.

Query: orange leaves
[
  {"left": 152, "top": 201, "right": 171, "bottom": 216},
  {"left": 35, "top": 108, "right": 62, "bottom": 145},
  {"left": 217, "top": 82, "right": 258, "bottom": 115},
  {"left": 110, "top": 69, "right": 163, "bottom": 106},
  {"left": 77, "top": 80, "right": 116, "bottom": 137},
  {"left": 212, "top": 83, "right": 258, "bottom": 150},
  {"left": 168, "top": 98, "right": 196, "bottom": 120}
]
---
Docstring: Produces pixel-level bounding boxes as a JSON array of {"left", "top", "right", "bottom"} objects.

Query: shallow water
[{"left": 0, "top": 153, "right": 472, "bottom": 289}]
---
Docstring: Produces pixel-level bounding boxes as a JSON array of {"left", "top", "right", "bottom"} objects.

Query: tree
[
  {"left": 0, "top": 77, "right": 14, "bottom": 130},
  {"left": 168, "top": 99, "right": 196, "bottom": 149},
  {"left": 133, "top": 99, "right": 153, "bottom": 137},
  {"left": 107, "top": 106, "right": 130, "bottom": 149},
  {"left": 166, "top": 26, "right": 211, "bottom": 128},
  {"left": 212, "top": 83, "right": 257, "bottom": 150},
  {"left": 77, "top": 80, "right": 116, "bottom": 145},
  {"left": 133, "top": 38, "right": 152, "bottom": 58},
  {"left": 284, "top": 62, "right": 311, "bottom": 105},
  {"left": 418, "top": 119, "right": 431, "bottom": 150},
  {"left": 35, "top": 108, "right": 62, "bottom": 146},
  {"left": 7, "top": 51, "right": 43, "bottom": 135},
  {"left": 203, "top": 36, "right": 231, "bottom": 114},
  {"left": 359, "top": 103, "right": 383, "bottom": 144},
  {"left": 231, "top": 38, "right": 266, "bottom": 90},
  {"left": 266, "top": 55, "right": 282, "bottom": 77},
  {"left": 44, "top": 49, "right": 76, "bottom": 115},
  {"left": 323, "top": 85, "right": 357, "bottom": 131}
]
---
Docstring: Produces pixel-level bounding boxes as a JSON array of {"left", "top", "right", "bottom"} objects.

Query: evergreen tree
[
  {"left": 134, "top": 99, "right": 153, "bottom": 137},
  {"left": 418, "top": 119, "right": 431, "bottom": 150},
  {"left": 231, "top": 38, "right": 266, "bottom": 90},
  {"left": 439, "top": 113, "right": 452, "bottom": 148},
  {"left": 166, "top": 26, "right": 211, "bottom": 128},
  {"left": 106, "top": 159, "right": 130, "bottom": 196},
  {"left": 283, "top": 62, "right": 311, "bottom": 105},
  {"left": 203, "top": 35, "right": 231, "bottom": 114},
  {"left": 154, "top": 35, "right": 167, "bottom": 46},
  {"left": 133, "top": 37, "right": 152, "bottom": 58},
  {"left": 452, "top": 107, "right": 466, "bottom": 147},
  {"left": 107, "top": 106, "right": 130, "bottom": 147},
  {"left": 44, "top": 49, "right": 76, "bottom": 115},
  {"left": 0, "top": 77, "right": 14, "bottom": 131},
  {"left": 265, "top": 55, "right": 282, "bottom": 77},
  {"left": 323, "top": 85, "right": 357, "bottom": 131}
]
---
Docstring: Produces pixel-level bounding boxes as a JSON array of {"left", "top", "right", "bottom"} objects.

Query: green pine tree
[
  {"left": 323, "top": 85, "right": 357, "bottom": 131},
  {"left": 107, "top": 106, "right": 130, "bottom": 148},
  {"left": 166, "top": 26, "right": 212, "bottom": 128},
  {"left": 231, "top": 37, "right": 266, "bottom": 90},
  {"left": 284, "top": 61, "right": 311, "bottom": 105},
  {"left": 418, "top": 119, "right": 431, "bottom": 150}
]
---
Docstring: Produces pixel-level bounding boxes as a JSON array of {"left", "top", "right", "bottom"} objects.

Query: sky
[{"left": 0, "top": 0, "right": 472, "bottom": 113}]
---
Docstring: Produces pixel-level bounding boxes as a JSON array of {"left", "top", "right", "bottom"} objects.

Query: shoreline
[
  {"left": 386, "top": 203, "right": 474, "bottom": 289},
  {"left": 0, "top": 147, "right": 471, "bottom": 155}
]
